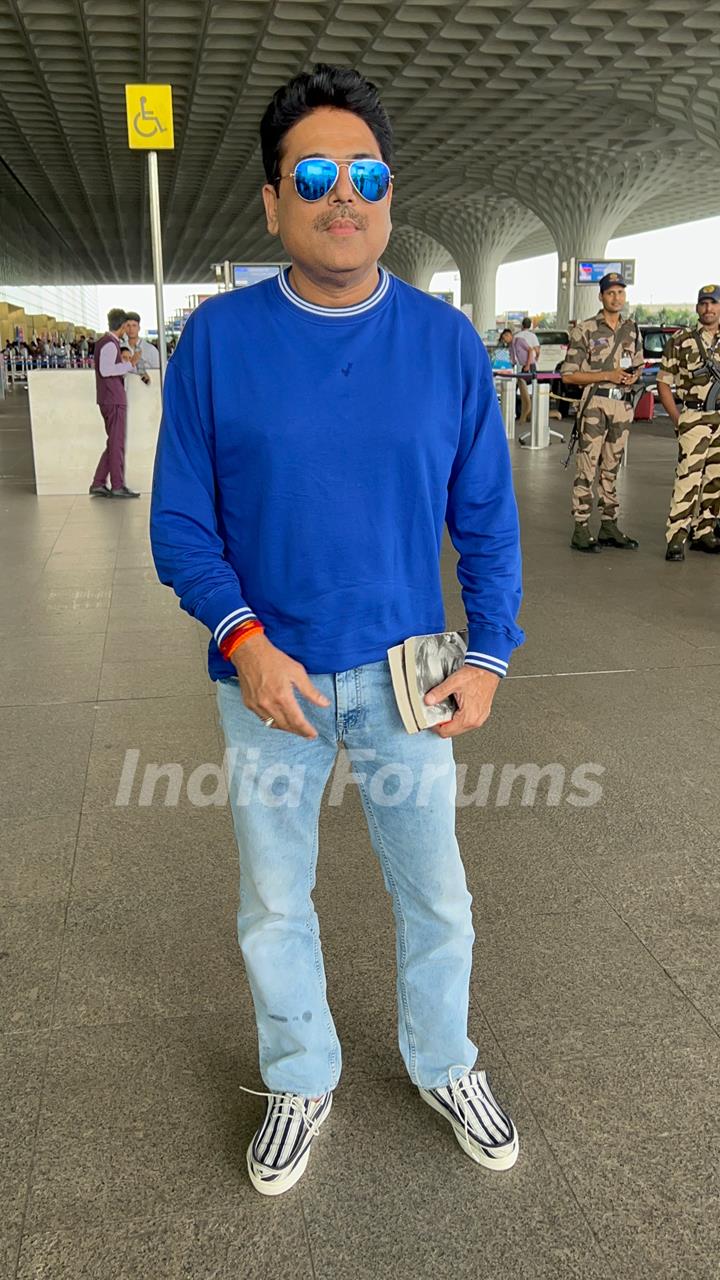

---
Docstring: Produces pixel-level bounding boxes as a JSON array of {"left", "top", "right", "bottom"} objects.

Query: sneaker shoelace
[
  {"left": 239, "top": 1084, "right": 327, "bottom": 1163},
  {"left": 445, "top": 1065, "right": 510, "bottom": 1150}
]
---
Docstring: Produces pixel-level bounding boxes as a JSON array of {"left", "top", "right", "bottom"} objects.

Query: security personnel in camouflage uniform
[
  {"left": 561, "top": 272, "right": 643, "bottom": 552},
  {"left": 657, "top": 283, "right": 720, "bottom": 561}
]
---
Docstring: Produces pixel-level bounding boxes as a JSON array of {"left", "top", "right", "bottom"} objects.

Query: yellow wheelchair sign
[{"left": 125, "top": 84, "right": 174, "bottom": 149}]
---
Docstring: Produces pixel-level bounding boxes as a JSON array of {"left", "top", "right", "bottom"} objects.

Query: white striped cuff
[
  {"left": 464, "top": 651, "right": 509, "bottom": 678},
  {"left": 214, "top": 607, "right": 256, "bottom": 647}
]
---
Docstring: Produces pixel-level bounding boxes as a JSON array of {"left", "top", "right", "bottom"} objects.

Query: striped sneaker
[
  {"left": 241, "top": 1087, "right": 332, "bottom": 1196},
  {"left": 419, "top": 1068, "right": 519, "bottom": 1171}
]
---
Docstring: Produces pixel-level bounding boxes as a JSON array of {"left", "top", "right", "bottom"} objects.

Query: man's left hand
[{"left": 425, "top": 666, "right": 501, "bottom": 738}]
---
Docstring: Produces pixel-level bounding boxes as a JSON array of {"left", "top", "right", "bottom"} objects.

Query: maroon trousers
[{"left": 92, "top": 403, "right": 126, "bottom": 490}]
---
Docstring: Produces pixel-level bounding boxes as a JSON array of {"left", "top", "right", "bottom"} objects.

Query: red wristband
[{"left": 222, "top": 621, "right": 264, "bottom": 660}]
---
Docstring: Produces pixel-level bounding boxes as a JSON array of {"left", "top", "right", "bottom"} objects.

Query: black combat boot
[
  {"left": 665, "top": 532, "right": 687, "bottom": 562},
  {"left": 570, "top": 523, "right": 601, "bottom": 553},
  {"left": 598, "top": 519, "right": 639, "bottom": 549},
  {"left": 689, "top": 533, "right": 720, "bottom": 554}
]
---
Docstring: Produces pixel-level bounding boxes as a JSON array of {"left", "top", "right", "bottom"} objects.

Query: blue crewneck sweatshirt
[{"left": 150, "top": 269, "right": 524, "bottom": 680}]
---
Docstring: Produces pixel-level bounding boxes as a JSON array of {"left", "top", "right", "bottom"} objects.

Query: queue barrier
[
  {"left": 1, "top": 353, "right": 95, "bottom": 389},
  {"left": 493, "top": 371, "right": 566, "bottom": 451}
]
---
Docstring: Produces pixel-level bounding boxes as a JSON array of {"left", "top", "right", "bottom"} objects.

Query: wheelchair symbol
[{"left": 133, "top": 96, "right": 167, "bottom": 139}]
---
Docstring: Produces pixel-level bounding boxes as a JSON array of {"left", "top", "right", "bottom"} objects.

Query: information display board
[
  {"left": 576, "top": 259, "right": 636, "bottom": 286},
  {"left": 232, "top": 264, "right": 285, "bottom": 288}
]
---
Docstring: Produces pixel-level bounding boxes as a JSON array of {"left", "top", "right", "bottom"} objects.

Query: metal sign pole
[{"left": 147, "top": 149, "right": 167, "bottom": 389}]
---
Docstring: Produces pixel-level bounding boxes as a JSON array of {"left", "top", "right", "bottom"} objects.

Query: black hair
[
  {"left": 125, "top": 311, "right": 140, "bottom": 322},
  {"left": 107, "top": 308, "right": 128, "bottom": 331},
  {"left": 521, "top": 317, "right": 532, "bottom": 329},
  {"left": 260, "top": 63, "right": 393, "bottom": 186}
]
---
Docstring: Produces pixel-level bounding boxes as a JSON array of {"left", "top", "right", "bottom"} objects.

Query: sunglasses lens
[
  {"left": 349, "top": 160, "right": 391, "bottom": 201},
  {"left": 294, "top": 159, "right": 337, "bottom": 201}
]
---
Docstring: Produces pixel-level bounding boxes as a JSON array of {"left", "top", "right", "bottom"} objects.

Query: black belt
[
  {"left": 593, "top": 387, "right": 635, "bottom": 402},
  {"left": 683, "top": 397, "right": 708, "bottom": 409}
]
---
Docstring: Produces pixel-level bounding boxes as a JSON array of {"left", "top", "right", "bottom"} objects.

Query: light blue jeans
[{"left": 216, "top": 658, "right": 477, "bottom": 1095}]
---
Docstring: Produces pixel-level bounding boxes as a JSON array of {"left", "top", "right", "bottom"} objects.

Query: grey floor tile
[
  {"left": 570, "top": 818, "right": 717, "bottom": 902},
  {"left": 299, "top": 1077, "right": 613, "bottom": 1280},
  {"left": 36, "top": 566, "right": 115, "bottom": 592},
  {"left": 17, "top": 606, "right": 110, "bottom": 638},
  {"left": 44, "top": 549, "right": 117, "bottom": 570},
  {"left": 101, "top": 626, "right": 201, "bottom": 663},
  {"left": 1, "top": 1225, "right": 22, "bottom": 1280},
  {"left": 106, "top": 603, "right": 196, "bottom": 633},
  {"left": 322, "top": 949, "right": 405, "bottom": 1081},
  {"left": 70, "top": 805, "right": 237, "bottom": 902},
  {"left": 0, "top": 652, "right": 103, "bottom": 707},
  {"left": 0, "top": 703, "right": 95, "bottom": 822},
  {"left": 15, "top": 1210, "right": 313, "bottom": 1280},
  {"left": 474, "top": 906, "right": 688, "bottom": 1053},
  {"left": 97, "top": 656, "right": 209, "bottom": 701},
  {"left": 111, "top": 566, "right": 165, "bottom": 586},
  {"left": 53, "top": 894, "right": 243, "bottom": 1028},
  {"left": 467, "top": 846, "right": 606, "bottom": 920},
  {"left": 25, "top": 1016, "right": 260, "bottom": 1233},
  {"left": 506, "top": 1015, "right": 720, "bottom": 1151},
  {"left": 81, "top": 693, "right": 223, "bottom": 813},
  {"left": 620, "top": 905, "right": 720, "bottom": 1032},
  {"left": 1, "top": 814, "right": 78, "bottom": 905},
  {"left": 0, "top": 904, "right": 65, "bottom": 1031},
  {"left": 113, "top": 549, "right": 156, "bottom": 569},
  {"left": 555, "top": 1133, "right": 720, "bottom": 1280},
  {"left": 109, "top": 583, "right": 177, "bottom": 609},
  {"left": 0, "top": 1033, "right": 48, "bottom": 1267}
]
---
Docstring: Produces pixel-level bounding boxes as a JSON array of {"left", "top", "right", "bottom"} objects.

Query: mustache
[{"left": 313, "top": 207, "right": 368, "bottom": 232}]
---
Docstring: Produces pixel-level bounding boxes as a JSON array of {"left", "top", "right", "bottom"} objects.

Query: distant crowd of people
[
  {"left": 2, "top": 320, "right": 176, "bottom": 368},
  {"left": 3, "top": 334, "right": 95, "bottom": 362}
]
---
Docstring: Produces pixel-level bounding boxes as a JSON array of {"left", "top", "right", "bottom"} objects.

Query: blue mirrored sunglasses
[{"left": 280, "top": 157, "right": 393, "bottom": 203}]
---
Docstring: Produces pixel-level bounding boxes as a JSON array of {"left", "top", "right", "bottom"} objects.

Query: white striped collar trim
[{"left": 277, "top": 267, "right": 390, "bottom": 317}]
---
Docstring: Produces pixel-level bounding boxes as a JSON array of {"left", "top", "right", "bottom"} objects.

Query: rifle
[
  {"left": 692, "top": 329, "right": 720, "bottom": 410},
  {"left": 562, "top": 320, "right": 641, "bottom": 467}
]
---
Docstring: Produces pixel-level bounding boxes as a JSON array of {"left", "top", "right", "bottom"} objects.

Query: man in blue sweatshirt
[{"left": 151, "top": 64, "right": 524, "bottom": 1197}]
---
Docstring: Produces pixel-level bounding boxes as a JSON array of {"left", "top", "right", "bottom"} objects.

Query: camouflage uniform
[
  {"left": 656, "top": 327, "right": 720, "bottom": 543},
  {"left": 561, "top": 313, "right": 643, "bottom": 523}
]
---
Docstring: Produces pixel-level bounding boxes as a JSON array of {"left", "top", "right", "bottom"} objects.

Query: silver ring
[{"left": 263, "top": 716, "right": 275, "bottom": 728}]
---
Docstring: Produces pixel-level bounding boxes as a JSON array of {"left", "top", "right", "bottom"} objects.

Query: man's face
[
  {"left": 262, "top": 106, "right": 393, "bottom": 280},
  {"left": 600, "top": 286, "right": 625, "bottom": 314},
  {"left": 125, "top": 320, "right": 140, "bottom": 341},
  {"left": 697, "top": 298, "right": 720, "bottom": 328}
]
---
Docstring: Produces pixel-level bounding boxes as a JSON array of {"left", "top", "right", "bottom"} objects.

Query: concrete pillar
[
  {"left": 406, "top": 197, "right": 540, "bottom": 331},
  {"left": 490, "top": 152, "right": 666, "bottom": 328},
  {"left": 381, "top": 226, "right": 451, "bottom": 291}
]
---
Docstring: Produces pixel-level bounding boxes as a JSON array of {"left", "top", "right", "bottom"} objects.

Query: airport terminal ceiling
[{"left": 1, "top": 0, "right": 720, "bottom": 286}]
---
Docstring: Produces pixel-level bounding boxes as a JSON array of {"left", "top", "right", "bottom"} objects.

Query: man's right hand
[
  {"left": 607, "top": 368, "right": 634, "bottom": 385},
  {"left": 230, "top": 633, "right": 330, "bottom": 739}
]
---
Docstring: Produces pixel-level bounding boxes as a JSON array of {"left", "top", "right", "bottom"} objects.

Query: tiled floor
[{"left": 1, "top": 393, "right": 719, "bottom": 1279}]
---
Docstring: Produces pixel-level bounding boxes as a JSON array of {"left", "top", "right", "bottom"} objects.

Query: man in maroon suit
[{"left": 89, "top": 308, "right": 141, "bottom": 498}]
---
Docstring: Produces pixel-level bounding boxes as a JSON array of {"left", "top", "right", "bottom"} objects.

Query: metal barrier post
[
  {"left": 518, "top": 376, "right": 566, "bottom": 448},
  {"left": 497, "top": 375, "right": 516, "bottom": 441},
  {"left": 528, "top": 381, "right": 550, "bottom": 449}
]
